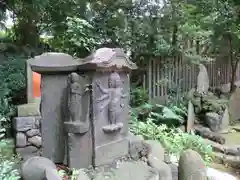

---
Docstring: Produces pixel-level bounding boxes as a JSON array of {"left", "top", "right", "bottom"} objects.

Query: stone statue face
[
  {"left": 70, "top": 73, "right": 79, "bottom": 83},
  {"left": 108, "top": 72, "right": 121, "bottom": 88}
]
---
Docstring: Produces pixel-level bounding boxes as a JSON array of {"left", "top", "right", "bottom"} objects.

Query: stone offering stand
[{"left": 16, "top": 48, "right": 208, "bottom": 180}]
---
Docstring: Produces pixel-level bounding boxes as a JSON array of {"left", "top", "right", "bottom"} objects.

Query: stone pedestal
[{"left": 64, "top": 121, "right": 92, "bottom": 168}]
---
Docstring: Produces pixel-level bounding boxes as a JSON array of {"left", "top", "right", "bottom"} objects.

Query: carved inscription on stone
[{"left": 95, "top": 72, "right": 127, "bottom": 133}]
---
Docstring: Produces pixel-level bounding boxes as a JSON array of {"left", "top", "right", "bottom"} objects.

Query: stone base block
[
  {"left": 17, "top": 103, "right": 40, "bottom": 117},
  {"left": 95, "top": 138, "right": 128, "bottom": 166}
]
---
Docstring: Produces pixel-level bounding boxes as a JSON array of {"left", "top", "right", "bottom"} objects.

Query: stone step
[{"left": 213, "top": 152, "right": 240, "bottom": 168}]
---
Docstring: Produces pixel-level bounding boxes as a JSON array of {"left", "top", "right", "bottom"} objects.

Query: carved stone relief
[
  {"left": 64, "top": 72, "right": 89, "bottom": 134},
  {"left": 95, "top": 71, "right": 128, "bottom": 133}
]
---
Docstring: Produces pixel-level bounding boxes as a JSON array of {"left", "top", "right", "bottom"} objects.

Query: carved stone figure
[
  {"left": 96, "top": 72, "right": 127, "bottom": 132},
  {"left": 68, "top": 72, "right": 84, "bottom": 122}
]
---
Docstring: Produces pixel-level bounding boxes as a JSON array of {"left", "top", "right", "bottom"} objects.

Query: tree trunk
[{"left": 228, "top": 34, "right": 238, "bottom": 93}]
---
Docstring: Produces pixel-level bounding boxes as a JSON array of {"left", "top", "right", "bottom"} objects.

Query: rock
[
  {"left": 178, "top": 149, "right": 208, "bottom": 180},
  {"left": 219, "top": 107, "right": 230, "bottom": 132},
  {"left": 93, "top": 161, "right": 158, "bottom": 180},
  {"left": 13, "top": 117, "right": 36, "bottom": 131},
  {"left": 128, "top": 133, "right": 144, "bottom": 160},
  {"left": 26, "top": 129, "right": 40, "bottom": 137},
  {"left": 28, "top": 136, "right": 42, "bottom": 148},
  {"left": 143, "top": 140, "right": 165, "bottom": 162},
  {"left": 187, "top": 101, "right": 195, "bottom": 133},
  {"left": 147, "top": 154, "right": 172, "bottom": 180},
  {"left": 21, "top": 156, "right": 61, "bottom": 180},
  {"left": 34, "top": 117, "right": 41, "bottom": 129},
  {"left": 16, "top": 146, "right": 39, "bottom": 160},
  {"left": 197, "top": 64, "right": 209, "bottom": 95},
  {"left": 16, "top": 132, "right": 27, "bottom": 147},
  {"left": 205, "top": 112, "right": 221, "bottom": 132},
  {"left": 224, "top": 146, "right": 240, "bottom": 156},
  {"left": 194, "top": 125, "right": 226, "bottom": 144},
  {"left": 77, "top": 169, "right": 90, "bottom": 180}
]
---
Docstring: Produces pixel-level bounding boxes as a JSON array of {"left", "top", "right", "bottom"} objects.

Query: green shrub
[
  {"left": 130, "top": 118, "right": 214, "bottom": 164},
  {"left": 130, "top": 87, "right": 148, "bottom": 107},
  {"left": 132, "top": 102, "right": 187, "bottom": 127},
  {"left": 0, "top": 54, "right": 26, "bottom": 130}
]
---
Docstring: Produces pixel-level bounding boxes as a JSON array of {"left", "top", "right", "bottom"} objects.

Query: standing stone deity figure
[
  {"left": 68, "top": 72, "right": 84, "bottom": 122},
  {"left": 95, "top": 72, "right": 127, "bottom": 131}
]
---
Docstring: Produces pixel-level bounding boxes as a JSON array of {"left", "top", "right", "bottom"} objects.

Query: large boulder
[
  {"left": 178, "top": 149, "right": 208, "bottom": 180},
  {"left": 21, "top": 156, "right": 61, "bottom": 180}
]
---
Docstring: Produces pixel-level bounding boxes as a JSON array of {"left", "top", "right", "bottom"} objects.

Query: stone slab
[
  {"left": 17, "top": 103, "right": 40, "bottom": 117},
  {"left": 95, "top": 138, "right": 128, "bottom": 166},
  {"left": 16, "top": 146, "right": 39, "bottom": 160},
  {"left": 13, "top": 117, "right": 36, "bottom": 132},
  {"left": 93, "top": 161, "right": 158, "bottom": 180}
]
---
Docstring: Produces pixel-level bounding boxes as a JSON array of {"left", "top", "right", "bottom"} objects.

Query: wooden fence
[{"left": 142, "top": 56, "right": 240, "bottom": 102}]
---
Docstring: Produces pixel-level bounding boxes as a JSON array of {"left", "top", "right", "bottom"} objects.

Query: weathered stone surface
[
  {"left": 229, "top": 87, "right": 240, "bottom": 122},
  {"left": 45, "top": 169, "right": 62, "bottom": 180},
  {"left": 128, "top": 133, "right": 144, "bottom": 160},
  {"left": 219, "top": 107, "right": 230, "bottom": 133},
  {"left": 205, "top": 112, "right": 221, "bottom": 132},
  {"left": 16, "top": 132, "right": 27, "bottom": 147},
  {"left": 92, "top": 70, "right": 130, "bottom": 166},
  {"left": 197, "top": 64, "right": 209, "bottom": 95},
  {"left": 40, "top": 74, "right": 69, "bottom": 163},
  {"left": 34, "top": 117, "right": 41, "bottom": 129},
  {"left": 77, "top": 169, "right": 91, "bottom": 180},
  {"left": 16, "top": 146, "right": 39, "bottom": 160},
  {"left": 17, "top": 103, "right": 40, "bottom": 117},
  {"left": 147, "top": 154, "right": 172, "bottom": 180},
  {"left": 143, "top": 140, "right": 165, "bottom": 162},
  {"left": 187, "top": 101, "right": 195, "bottom": 133},
  {"left": 224, "top": 146, "right": 240, "bottom": 156},
  {"left": 169, "top": 164, "right": 178, "bottom": 180},
  {"left": 95, "top": 139, "right": 128, "bottom": 166},
  {"left": 30, "top": 52, "right": 79, "bottom": 73},
  {"left": 93, "top": 161, "right": 158, "bottom": 180},
  {"left": 67, "top": 132, "right": 92, "bottom": 169},
  {"left": 13, "top": 117, "right": 35, "bottom": 131},
  {"left": 26, "top": 129, "right": 40, "bottom": 137},
  {"left": 178, "top": 149, "right": 207, "bottom": 180},
  {"left": 21, "top": 156, "right": 61, "bottom": 180},
  {"left": 194, "top": 125, "right": 226, "bottom": 144},
  {"left": 28, "top": 136, "right": 42, "bottom": 148}
]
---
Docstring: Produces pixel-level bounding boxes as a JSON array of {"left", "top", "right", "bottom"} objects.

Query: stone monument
[
  {"left": 197, "top": 64, "right": 209, "bottom": 95},
  {"left": 30, "top": 52, "right": 80, "bottom": 163},
  {"left": 79, "top": 48, "right": 137, "bottom": 166},
  {"left": 28, "top": 48, "right": 137, "bottom": 169}
]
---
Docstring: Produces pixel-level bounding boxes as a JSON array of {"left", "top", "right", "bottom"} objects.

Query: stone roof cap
[
  {"left": 79, "top": 48, "right": 137, "bottom": 70},
  {"left": 29, "top": 52, "right": 80, "bottom": 73}
]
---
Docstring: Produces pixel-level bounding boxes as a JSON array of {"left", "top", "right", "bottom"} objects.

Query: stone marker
[
  {"left": 79, "top": 48, "right": 137, "bottom": 166},
  {"left": 205, "top": 112, "right": 221, "bottom": 132},
  {"left": 29, "top": 52, "right": 80, "bottom": 163},
  {"left": 21, "top": 156, "right": 61, "bottom": 180},
  {"left": 187, "top": 100, "right": 195, "bottom": 133},
  {"left": 219, "top": 106, "right": 230, "bottom": 133},
  {"left": 197, "top": 64, "right": 209, "bottom": 95},
  {"left": 229, "top": 87, "right": 240, "bottom": 122},
  {"left": 64, "top": 72, "right": 92, "bottom": 168},
  {"left": 178, "top": 149, "right": 207, "bottom": 180}
]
